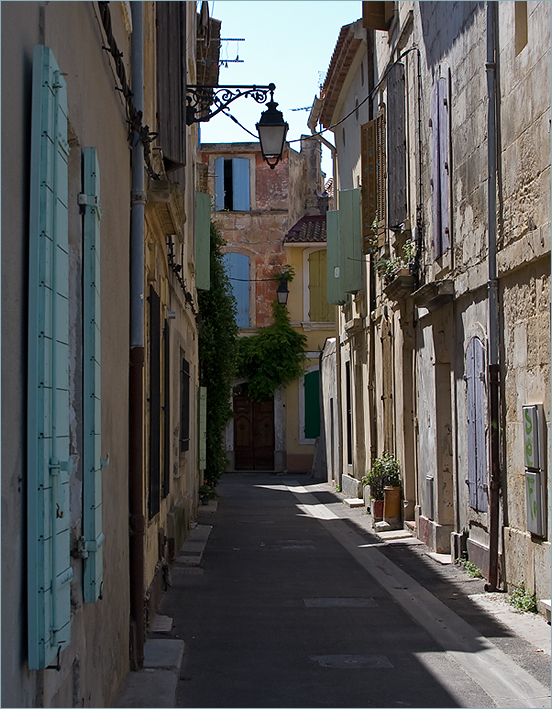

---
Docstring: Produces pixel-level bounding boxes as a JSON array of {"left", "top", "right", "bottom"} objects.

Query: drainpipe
[
  {"left": 485, "top": 0, "right": 501, "bottom": 593},
  {"left": 129, "top": 0, "right": 146, "bottom": 668}
]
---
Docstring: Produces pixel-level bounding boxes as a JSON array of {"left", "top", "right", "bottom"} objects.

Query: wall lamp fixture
[
  {"left": 276, "top": 277, "right": 290, "bottom": 306},
  {"left": 186, "top": 83, "right": 288, "bottom": 168}
]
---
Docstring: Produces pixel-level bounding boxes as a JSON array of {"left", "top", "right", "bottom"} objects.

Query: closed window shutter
[
  {"left": 431, "top": 75, "right": 451, "bottom": 258},
  {"left": 361, "top": 120, "right": 377, "bottom": 253},
  {"left": 198, "top": 386, "right": 207, "bottom": 470},
  {"left": 304, "top": 370, "right": 321, "bottom": 439},
  {"left": 387, "top": 62, "right": 407, "bottom": 228},
  {"left": 232, "top": 158, "right": 250, "bottom": 211},
  {"left": 339, "top": 188, "right": 362, "bottom": 294},
  {"left": 466, "top": 337, "right": 488, "bottom": 512},
  {"left": 376, "top": 106, "right": 387, "bottom": 245},
  {"left": 214, "top": 157, "right": 224, "bottom": 211},
  {"left": 27, "top": 44, "right": 72, "bottom": 670},
  {"left": 308, "top": 250, "right": 333, "bottom": 322},
  {"left": 362, "top": 1, "right": 388, "bottom": 30},
  {"left": 195, "top": 191, "right": 211, "bottom": 290},
  {"left": 149, "top": 286, "right": 161, "bottom": 519},
  {"left": 326, "top": 210, "right": 347, "bottom": 305},
  {"left": 438, "top": 75, "right": 450, "bottom": 252},
  {"left": 224, "top": 252, "right": 250, "bottom": 327},
  {"left": 82, "top": 148, "right": 104, "bottom": 602}
]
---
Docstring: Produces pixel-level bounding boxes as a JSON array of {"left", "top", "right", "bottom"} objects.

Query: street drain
[
  {"left": 310, "top": 655, "right": 393, "bottom": 669},
  {"left": 303, "top": 598, "right": 378, "bottom": 608}
]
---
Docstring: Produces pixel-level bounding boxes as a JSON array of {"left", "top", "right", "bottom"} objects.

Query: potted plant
[
  {"left": 362, "top": 452, "right": 402, "bottom": 524},
  {"left": 198, "top": 484, "right": 217, "bottom": 505}
]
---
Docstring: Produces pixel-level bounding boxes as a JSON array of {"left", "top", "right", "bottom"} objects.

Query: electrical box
[{"left": 523, "top": 404, "right": 546, "bottom": 537}]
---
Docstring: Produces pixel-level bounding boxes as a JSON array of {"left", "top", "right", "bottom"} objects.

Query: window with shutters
[
  {"left": 148, "top": 286, "right": 161, "bottom": 519},
  {"left": 387, "top": 63, "right": 407, "bottom": 229},
  {"left": 308, "top": 249, "right": 333, "bottom": 322},
  {"left": 303, "top": 369, "right": 321, "bottom": 440},
  {"left": 214, "top": 157, "right": 250, "bottom": 211},
  {"left": 362, "top": 107, "right": 387, "bottom": 252},
  {"left": 223, "top": 252, "right": 250, "bottom": 327},
  {"left": 430, "top": 72, "right": 451, "bottom": 259},
  {"left": 465, "top": 337, "right": 488, "bottom": 512},
  {"left": 82, "top": 147, "right": 104, "bottom": 603},
  {"left": 27, "top": 44, "right": 73, "bottom": 670},
  {"left": 195, "top": 191, "right": 211, "bottom": 290},
  {"left": 162, "top": 321, "right": 170, "bottom": 498},
  {"left": 180, "top": 353, "right": 190, "bottom": 455},
  {"left": 326, "top": 210, "right": 347, "bottom": 306},
  {"left": 338, "top": 188, "right": 362, "bottom": 294}
]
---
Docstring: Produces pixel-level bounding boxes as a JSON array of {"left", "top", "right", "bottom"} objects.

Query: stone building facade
[{"left": 315, "top": 1, "right": 550, "bottom": 613}]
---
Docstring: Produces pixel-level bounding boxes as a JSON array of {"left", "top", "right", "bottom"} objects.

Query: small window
[
  {"left": 214, "top": 157, "right": 250, "bottom": 211},
  {"left": 180, "top": 354, "right": 190, "bottom": 454}
]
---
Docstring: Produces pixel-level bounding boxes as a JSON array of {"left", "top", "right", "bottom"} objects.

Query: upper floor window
[
  {"left": 223, "top": 252, "right": 250, "bottom": 327},
  {"left": 214, "top": 157, "right": 250, "bottom": 211},
  {"left": 430, "top": 71, "right": 451, "bottom": 259},
  {"left": 515, "top": 1, "right": 528, "bottom": 55},
  {"left": 308, "top": 249, "right": 334, "bottom": 322}
]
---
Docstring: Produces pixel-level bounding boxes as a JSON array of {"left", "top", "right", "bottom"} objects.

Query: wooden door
[{"left": 234, "top": 387, "right": 274, "bottom": 470}]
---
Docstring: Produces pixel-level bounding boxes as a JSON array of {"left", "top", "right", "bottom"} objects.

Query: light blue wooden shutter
[
  {"left": 232, "top": 158, "right": 250, "bottom": 211},
  {"left": 195, "top": 191, "right": 211, "bottom": 290},
  {"left": 466, "top": 337, "right": 487, "bottom": 511},
  {"left": 224, "top": 252, "right": 250, "bottom": 327},
  {"left": 82, "top": 148, "right": 104, "bottom": 603},
  {"left": 27, "top": 44, "right": 72, "bottom": 670},
  {"left": 339, "top": 189, "right": 362, "bottom": 294},
  {"left": 326, "top": 210, "right": 347, "bottom": 305},
  {"left": 214, "top": 156, "right": 224, "bottom": 211},
  {"left": 198, "top": 386, "right": 207, "bottom": 470}
]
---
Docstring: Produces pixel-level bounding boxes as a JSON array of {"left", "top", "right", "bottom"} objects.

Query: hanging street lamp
[
  {"left": 276, "top": 277, "right": 290, "bottom": 306},
  {"left": 186, "top": 82, "right": 288, "bottom": 168},
  {"left": 256, "top": 88, "right": 289, "bottom": 169}
]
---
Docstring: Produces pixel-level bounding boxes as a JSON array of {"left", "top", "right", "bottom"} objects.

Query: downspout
[
  {"left": 485, "top": 0, "right": 501, "bottom": 592},
  {"left": 129, "top": 0, "right": 146, "bottom": 668}
]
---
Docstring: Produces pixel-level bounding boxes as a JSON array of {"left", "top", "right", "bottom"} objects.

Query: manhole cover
[
  {"left": 303, "top": 598, "right": 378, "bottom": 608},
  {"left": 310, "top": 655, "right": 393, "bottom": 669}
]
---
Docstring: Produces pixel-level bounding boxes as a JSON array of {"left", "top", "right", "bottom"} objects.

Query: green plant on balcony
[{"left": 375, "top": 238, "right": 416, "bottom": 284}]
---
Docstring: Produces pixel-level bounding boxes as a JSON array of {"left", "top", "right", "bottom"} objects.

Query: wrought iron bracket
[{"left": 186, "top": 83, "right": 275, "bottom": 125}]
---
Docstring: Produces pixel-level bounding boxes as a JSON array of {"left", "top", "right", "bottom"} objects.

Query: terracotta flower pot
[
  {"left": 371, "top": 499, "right": 384, "bottom": 521},
  {"left": 384, "top": 485, "right": 401, "bottom": 522}
]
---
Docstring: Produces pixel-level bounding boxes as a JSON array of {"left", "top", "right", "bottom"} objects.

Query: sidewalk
[
  {"left": 116, "top": 508, "right": 217, "bottom": 708},
  {"left": 116, "top": 477, "right": 550, "bottom": 707}
]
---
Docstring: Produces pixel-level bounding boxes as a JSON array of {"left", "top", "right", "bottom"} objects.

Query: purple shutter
[{"left": 438, "top": 75, "right": 450, "bottom": 253}]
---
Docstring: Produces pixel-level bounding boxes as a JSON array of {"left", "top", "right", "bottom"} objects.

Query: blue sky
[{"left": 199, "top": 1, "right": 362, "bottom": 178}]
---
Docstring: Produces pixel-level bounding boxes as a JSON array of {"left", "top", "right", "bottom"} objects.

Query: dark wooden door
[{"left": 234, "top": 389, "right": 275, "bottom": 471}]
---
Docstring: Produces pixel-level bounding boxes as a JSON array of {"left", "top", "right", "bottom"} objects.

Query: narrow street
[{"left": 154, "top": 473, "right": 551, "bottom": 709}]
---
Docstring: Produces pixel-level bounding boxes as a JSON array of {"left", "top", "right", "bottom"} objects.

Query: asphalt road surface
[{"left": 157, "top": 473, "right": 551, "bottom": 708}]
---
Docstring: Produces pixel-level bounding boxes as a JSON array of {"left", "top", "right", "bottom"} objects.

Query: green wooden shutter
[
  {"left": 195, "top": 191, "right": 211, "bottom": 290},
  {"left": 82, "top": 147, "right": 104, "bottom": 603},
  {"left": 339, "top": 188, "right": 362, "bottom": 294},
  {"left": 309, "top": 250, "right": 333, "bottom": 322},
  {"left": 198, "top": 386, "right": 207, "bottom": 470},
  {"left": 27, "top": 44, "right": 72, "bottom": 670},
  {"left": 304, "top": 370, "right": 321, "bottom": 439},
  {"left": 326, "top": 210, "right": 347, "bottom": 305}
]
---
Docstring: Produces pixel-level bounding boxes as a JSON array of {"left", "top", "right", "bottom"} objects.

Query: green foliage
[
  {"left": 236, "top": 302, "right": 307, "bottom": 401},
  {"left": 507, "top": 582, "right": 538, "bottom": 613},
  {"left": 273, "top": 264, "right": 295, "bottom": 282},
  {"left": 454, "top": 557, "right": 483, "bottom": 578},
  {"left": 362, "top": 452, "right": 401, "bottom": 501},
  {"left": 198, "top": 484, "right": 217, "bottom": 500},
  {"left": 198, "top": 222, "right": 239, "bottom": 488},
  {"left": 375, "top": 238, "right": 416, "bottom": 282}
]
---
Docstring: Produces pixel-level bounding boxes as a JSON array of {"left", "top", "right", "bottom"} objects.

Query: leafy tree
[
  {"left": 198, "top": 222, "right": 238, "bottom": 487},
  {"left": 236, "top": 301, "right": 307, "bottom": 401}
]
